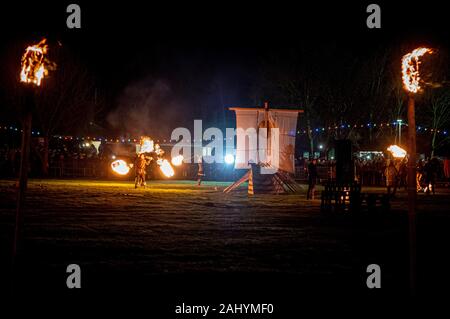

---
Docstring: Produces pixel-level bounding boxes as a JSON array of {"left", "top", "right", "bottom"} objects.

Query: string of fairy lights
[
  {"left": 0, "top": 121, "right": 448, "bottom": 144},
  {"left": 296, "top": 121, "right": 448, "bottom": 136}
]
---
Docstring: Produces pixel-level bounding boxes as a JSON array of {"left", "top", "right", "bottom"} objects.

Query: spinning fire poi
[
  {"left": 157, "top": 159, "right": 175, "bottom": 177},
  {"left": 401, "top": 47, "right": 433, "bottom": 293},
  {"left": 110, "top": 136, "right": 177, "bottom": 186},
  {"left": 111, "top": 159, "right": 131, "bottom": 175},
  {"left": 135, "top": 137, "right": 175, "bottom": 185},
  {"left": 137, "top": 136, "right": 175, "bottom": 177}
]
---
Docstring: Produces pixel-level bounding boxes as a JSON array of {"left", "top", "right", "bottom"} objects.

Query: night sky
[{"left": 1, "top": 1, "right": 449, "bottom": 138}]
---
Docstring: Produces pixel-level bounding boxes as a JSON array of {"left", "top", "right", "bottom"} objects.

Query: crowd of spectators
[
  {"left": 298, "top": 155, "right": 448, "bottom": 188},
  {"left": 0, "top": 141, "right": 107, "bottom": 178},
  {"left": 0, "top": 141, "right": 237, "bottom": 180},
  {"left": 2, "top": 140, "right": 450, "bottom": 186},
  {"left": 0, "top": 146, "right": 21, "bottom": 177}
]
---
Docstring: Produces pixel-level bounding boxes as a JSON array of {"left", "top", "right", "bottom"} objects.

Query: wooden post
[
  {"left": 407, "top": 94, "right": 417, "bottom": 294},
  {"left": 264, "top": 101, "right": 270, "bottom": 157},
  {"left": 12, "top": 88, "right": 34, "bottom": 266}
]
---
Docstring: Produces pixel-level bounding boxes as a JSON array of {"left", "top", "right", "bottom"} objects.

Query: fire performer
[{"left": 135, "top": 153, "right": 151, "bottom": 188}]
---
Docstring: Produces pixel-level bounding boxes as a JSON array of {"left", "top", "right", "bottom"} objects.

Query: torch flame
[
  {"left": 402, "top": 47, "right": 432, "bottom": 93},
  {"left": 20, "top": 38, "right": 52, "bottom": 86},
  {"left": 387, "top": 145, "right": 407, "bottom": 158},
  {"left": 171, "top": 155, "right": 184, "bottom": 166},
  {"left": 111, "top": 159, "right": 130, "bottom": 175},
  {"left": 157, "top": 159, "right": 175, "bottom": 177}
]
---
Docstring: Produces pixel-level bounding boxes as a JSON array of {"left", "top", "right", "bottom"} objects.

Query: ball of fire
[
  {"left": 111, "top": 159, "right": 131, "bottom": 175},
  {"left": 387, "top": 145, "right": 407, "bottom": 159}
]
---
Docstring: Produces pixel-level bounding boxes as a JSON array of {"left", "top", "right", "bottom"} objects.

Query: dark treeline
[
  {"left": 252, "top": 44, "right": 450, "bottom": 157},
  {"left": 1, "top": 2, "right": 450, "bottom": 163},
  {"left": 1, "top": 42, "right": 449, "bottom": 159}
]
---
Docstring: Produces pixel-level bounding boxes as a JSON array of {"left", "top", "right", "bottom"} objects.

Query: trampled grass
[{"left": 0, "top": 178, "right": 449, "bottom": 292}]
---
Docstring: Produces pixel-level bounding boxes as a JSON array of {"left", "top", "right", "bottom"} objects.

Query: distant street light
[
  {"left": 224, "top": 154, "right": 235, "bottom": 165},
  {"left": 397, "top": 119, "right": 403, "bottom": 145}
]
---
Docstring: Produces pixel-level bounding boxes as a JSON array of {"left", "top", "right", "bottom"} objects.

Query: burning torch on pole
[
  {"left": 401, "top": 47, "right": 433, "bottom": 294},
  {"left": 13, "top": 38, "right": 55, "bottom": 266}
]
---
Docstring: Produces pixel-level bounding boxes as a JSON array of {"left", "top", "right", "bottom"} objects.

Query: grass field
[{"left": 1, "top": 178, "right": 449, "bottom": 297}]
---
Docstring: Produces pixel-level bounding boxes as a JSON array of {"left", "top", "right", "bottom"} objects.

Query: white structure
[
  {"left": 229, "top": 104, "right": 302, "bottom": 173},
  {"left": 225, "top": 103, "right": 302, "bottom": 194}
]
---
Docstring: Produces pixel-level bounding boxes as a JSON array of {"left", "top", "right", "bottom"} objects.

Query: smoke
[{"left": 107, "top": 78, "right": 186, "bottom": 138}]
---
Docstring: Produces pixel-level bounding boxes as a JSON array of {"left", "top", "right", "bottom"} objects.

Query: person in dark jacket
[
  {"left": 385, "top": 160, "right": 398, "bottom": 197},
  {"left": 307, "top": 159, "right": 318, "bottom": 200},
  {"left": 424, "top": 158, "right": 439, "bottom": 194},
  {"left": 398, "top": 159, "right": 408, "bottom": 190},
  {"left": 197, "top": 156, "right": 205, "bottom": 186}
]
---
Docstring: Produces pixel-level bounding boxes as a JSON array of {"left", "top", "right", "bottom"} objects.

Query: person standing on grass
[
  {"left": 417, "top": 159, "right": 424, "bottom": 192},
  {"left": 307, "top": 158, "right": 318, "bottom": 200},
  {"left": 385, "top": 160, "right": 398, "bottom": 197},
  {"left": 398, "top": 158, "right": 408, "bottom": 191},
  {"left": 197, "top": 156, "right": 205, "bottom": 186},
  {"left": 424, "top": 158, "right": 438, "bottom": 195}
]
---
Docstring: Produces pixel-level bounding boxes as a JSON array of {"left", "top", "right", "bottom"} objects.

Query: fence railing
[{"left": 47, "top": 160, "right": 386, "bottom": 186}]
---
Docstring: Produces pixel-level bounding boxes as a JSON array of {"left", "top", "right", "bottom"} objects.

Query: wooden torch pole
[
  {"left": 407, "top": 94, "right": 417, "bottom": 294},
  {"left": 12, "top": 89, "right": 34, "bottom": 267}
]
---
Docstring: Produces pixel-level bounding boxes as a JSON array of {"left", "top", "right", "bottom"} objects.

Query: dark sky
[{"left": 1, "top": 1, "right": 449, "bottom": 136}]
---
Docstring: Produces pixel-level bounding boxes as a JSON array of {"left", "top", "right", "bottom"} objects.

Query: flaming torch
[
  {"left": 20, "top": 38, "right": 50, "bottom": 86},
  {"left": 401, "top": 47, "right": 432, "bottom": 294},
  {"left": 14, "top": 38, "right": 54, "bottom": 262},
  {"left": 402, "top": 47, "right": 432, "bottom": 93}
]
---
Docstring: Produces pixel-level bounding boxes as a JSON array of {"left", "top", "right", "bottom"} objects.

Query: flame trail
[
  {"left": 111, "top": 159, "right": 130, "bottom": 175},
  {"left": 157, "top": 159, "right": 175, "bottom": 177}
]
